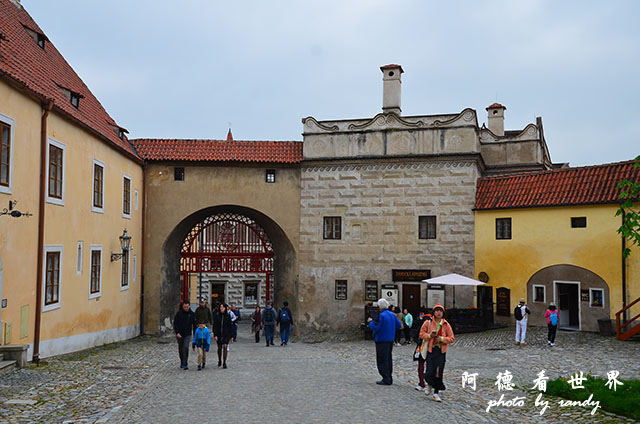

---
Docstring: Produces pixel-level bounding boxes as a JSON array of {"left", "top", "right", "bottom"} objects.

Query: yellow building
[
  {"left": 0, "top": 0, "right": 143, "bottom": 360},
  {"left": 474, "top": 161, "right": 640, "bottom": 334}
]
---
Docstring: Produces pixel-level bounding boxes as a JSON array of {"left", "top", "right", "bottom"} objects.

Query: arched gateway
[{"left": 180, "top": 213, "right": 275, "bottom": 305}]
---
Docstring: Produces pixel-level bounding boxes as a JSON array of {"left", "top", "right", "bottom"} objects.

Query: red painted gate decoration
[{"left": 180, "top": 213, "right": 274, "bottom": 301}]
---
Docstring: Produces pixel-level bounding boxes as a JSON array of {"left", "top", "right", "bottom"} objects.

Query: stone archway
[
  {"left": 0, "top": 255, "right": 3, "bottom": 325},
  {"left": 526, "top": 264, "right": 610, "bottom": 332},
  {"left": 159, "top": 205, "right": 297, "bottom": 331}
]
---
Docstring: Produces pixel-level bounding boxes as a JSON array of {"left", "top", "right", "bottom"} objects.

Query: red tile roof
[
  {"left": 475, "top": 161, "right": 640, "bottom": 210},
  {"left": 0, "top": 0, "right": 140, "bottom": 161},
  {"left": 131, "top": 139, "right": 304, "bottom": 163},
  {"left": 486, "top": 103, "right": 506, "bottom": 110}
]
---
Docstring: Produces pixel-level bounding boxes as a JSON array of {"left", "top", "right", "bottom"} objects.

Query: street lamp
[{"left": 111, "top": 229, "right": 132, "bottom": 261}]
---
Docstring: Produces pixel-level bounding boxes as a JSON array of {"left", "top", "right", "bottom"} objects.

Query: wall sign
[
  {"left": 581, "top": 289, "right": 590, "bottom": 302},
  {"left": 392, "top": 269, "right": 431, "bottom": 282}
]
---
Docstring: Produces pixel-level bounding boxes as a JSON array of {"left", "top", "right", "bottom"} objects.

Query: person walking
[
  {"left": 394, "top": 306, "right": 404, "bottom": 346},
  {"left": 213, "top": 303, "right": 234, "bottom": 368},
  {"left": 419, "top": 303, "right": 455, "bottom": 402},
  {"left": 174, "top": 300, "right": 196, "bottom": 370},
  {"left": 251, "top": 306, "right": 262, "bottom": 343},
  {"left": 545, "top": 302, "right": 559, "bottom": 346},
  {"left": 192, "top": 322, "right": 210, "bottom": 371},
  {"left": 414, "top": 312, "right": 430, "bottom": 392},
  {"left": 367, "top": 298, "right": 402, "bottom": 385},
  {"left": 514, "top": 298, "right": 531, "bottom": 346},
  {"left": 403, "top": 308, "right": 413, "bottom": 345},
  {"left": 277, "top": 301, "right": 293, "bottom": 346},
  {"left": 262, "top": 300, "right": 277, "bottom": 346},
  {"left": 230, "top": 304, "right": 239, "bottom": 342},
  {"left": 195, "top": 298, "right": 213, "bottom": 327}
]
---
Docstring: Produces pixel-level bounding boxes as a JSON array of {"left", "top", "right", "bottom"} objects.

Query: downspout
[
  {"left": 34, "top": 99, "right": 53, "bottom": 365},
  {"left": 140, "top": 161, "right": 147, "bottom": 335},
  {"left": 622, "top": 210, "right": 627, "bottom": 323}
]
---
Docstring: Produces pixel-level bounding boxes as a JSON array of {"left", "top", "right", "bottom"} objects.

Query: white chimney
[
  {"left": 381, "top": 64, "right": 403, "bottom": 115},
  {"left": 486, "top": 103, "right": 506, "bottom": 136},
  {"left": 9, "top": 0, "right": 22, "bottom": 7}
]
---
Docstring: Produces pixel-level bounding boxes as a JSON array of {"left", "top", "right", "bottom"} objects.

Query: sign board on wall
[
  {"left": 581, "top": 289, "right": 589, "bottom": 302},
  {"left": 392, "top": 269, "right": 431, "bottom": 282},
  {"left": 381, "top": 284, "right": 398, "bottom": 307},
  {"left": 427, "top": 284, "right": 445, "bottom": 308}
]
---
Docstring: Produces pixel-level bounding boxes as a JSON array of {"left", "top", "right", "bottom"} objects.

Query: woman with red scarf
[{"left": 419, "top": 303, "right": 455, "bottom": 402}]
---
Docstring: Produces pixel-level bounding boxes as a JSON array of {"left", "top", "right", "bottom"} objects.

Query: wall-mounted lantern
[
  {"left": 0, "top": 200, "right": 32, "bottom": 218},
  {"left": 111, "top": 229, "right": 132, "bottom": 261}
]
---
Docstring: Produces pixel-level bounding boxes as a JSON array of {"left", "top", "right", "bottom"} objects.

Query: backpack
[
  {"left": 280, "top": 309, "right": 291, "bottom": 324},
  {"left": 514, "top": 305, "right": 523, "bottom": 321},
  {"left": 263, "top": 308, "right": 275, "bottom": 325},
  {"left": 549, "top": 311, "right": 558, "bottom": 326}
]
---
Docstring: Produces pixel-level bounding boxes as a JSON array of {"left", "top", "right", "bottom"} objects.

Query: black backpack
[
  {"left": 514, "top": 305, "right": 523, "bottom": 321},
  {"left": 264, "top": 308, "right": 275, "bottom": 325}
]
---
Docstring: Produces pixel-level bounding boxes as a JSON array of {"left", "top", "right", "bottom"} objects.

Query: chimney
[
  {"left": 486, "top": 103, "right": 506, "bottom": 136},
  {"left": 9, "top": 0, "right": 22, "bottom": 8},
  {"left": 380, "top": 64, "right": 403, "bottom": 115}
]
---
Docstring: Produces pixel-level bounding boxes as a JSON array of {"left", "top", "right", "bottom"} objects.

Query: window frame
[
  {"left": 43, "top": 245, "right": 63, "bottom": 312},
  {"left": 174, "top": 167, "right": 185, "bottom": 181},
  {"left": 335, "top": 279, "right": 348, "bottom": 300},
  {"left": 76, "top": 241, "right": 83, "bottom": 275},
  {"left": 89, "top": 246, "right": 102, "bottom": 299},
  {"left": 323, "top": 216, "right": 342, "bottom": 240},
  {"left": 365, "top": 280, "right": 378, "bottom": 301},
  {"left": 589, "top": 288, "right": 604, "bottom": 308},
  {"left": 495, "top": 217, "right": 512, "bottom": 240},
  {"left": 92, "top": 159, "right": 105, "bottom": 213},
  {"left": 0, "top": 113, "right": 14, "bottom": 194},
  {"left": 571, "top": 217, "right": 587, "bottom": 228},
  {"left": 533, "top": 284, "right": 546, "bottom": 303},
  {"left": 265, "top": 169, "right": 276, "bottom": 183},
  {"left": 122, "top": 173, "right": 132, "bottom": 218},
  {"left": 46, "top": 138, "right": 66, "bottom": 206},
  {"left": 120, "top": 249, "right": 130, "bottom": 290},
  {"left": 418, "top": 215, "right": 437, "bottom": 240}
]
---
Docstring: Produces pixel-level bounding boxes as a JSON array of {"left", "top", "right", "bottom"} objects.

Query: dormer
[
  {"left": 109, "top": 124, "right": 129, "bottom": 140},
  {"left": 23, "top": 25, "right": 46, "bottom": 49},
  {"left": 58, "top": 86, "right": 83, "bottom": 109}
]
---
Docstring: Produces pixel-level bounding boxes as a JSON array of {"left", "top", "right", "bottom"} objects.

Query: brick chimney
[
  {"left": 380, "top": 64, "right": 403, "bottom": 115},
  {"left": 486, "top": 103, "right": 506, "bottom": 136}
]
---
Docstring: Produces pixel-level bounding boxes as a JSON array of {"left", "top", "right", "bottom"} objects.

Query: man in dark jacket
[
  {"left": 277, "top": 301, "right": 293, "bottom": 346},
  {"left": 261, "top": 300, "right": 277, "bottom": 347},
  {"left": 174, "top": 300, "right": 196, "bottom": 369},
  {"left": 367, "top": 298, "right": 402, "bottom": 385},
  {"left": 195, "top": 298, "right": 212, "bottom": 327}
]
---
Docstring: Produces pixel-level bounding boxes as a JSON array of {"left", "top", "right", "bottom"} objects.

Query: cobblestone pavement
[{"left": 0, "top": 324, "right": 638, "bottom": 423}]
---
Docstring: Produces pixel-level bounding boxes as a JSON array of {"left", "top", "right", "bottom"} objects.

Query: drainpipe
[
  {"left": 622, "top": 210, "right": 627, "bottom": 323},
  {"left": 34, "top": 99, "right": 53, "bottom": 365},
  {"left": 140, "top": 162, "right": 147, "bottom": 335}
]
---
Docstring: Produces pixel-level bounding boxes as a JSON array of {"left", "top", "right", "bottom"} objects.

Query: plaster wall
[{"left": 143, "top": 163, "right": 300, "bottom": 334}]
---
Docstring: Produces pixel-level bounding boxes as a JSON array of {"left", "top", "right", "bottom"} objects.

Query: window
[
  {"left": 323, "top": 216, "right": 342, "bottom": 240},
  {"left": 335, "top": 280, "right": 347, "bottom": 300},
  {"left": 244, "top": 282, "right": 258, "bottom": 306},
  {"left": 571, "top": 217, "right": 587, "bottom": 228},
  {"left": 92, "top": 160, "right": 104, "bottom": 212},
  {"left": 590, "top": 288, "right": 604, "bottom": 308},
  {"left": 0, "top": 118, "right": 12, "bottom": 190},
  {"left": 70, "top": 92, "right": 80, "bottom": 109},
  {"left": 76, "top": 241, "right": 83, "bottom": 275},
  {"left": 418, "top": 215, "right": 437, "bottom": 239},
  {"left": 24, "top": 26, "right": 46, "bottom": 49},
  {"left": 123, "top": 175, "right": 131, "bottom": 217},
  {"left": 46, "top": 138, "right": 65, "bottom": 205},
  {"left": 533, "top": 285, "right": 545, "bottom": 303},
  {"left": 174, "top": 167, "right": 184, "bottom": 181},
  {"left": 266, "top": 169, "right": 276, "bottom": 183},
  {"left": 89, "top": 248, "right": 102, "bottom": 298},
  {"left": 496, "top": 218, "right": 512, "bottom": 240},
  {"left": 43, "top": 246, "right": 63, "bottom": 310},
  {"left": 121, "top": 250, "right": 129, "bottom": 289},
  {"left": 365, "top": 280, "right": 378, "bottom": 301}
]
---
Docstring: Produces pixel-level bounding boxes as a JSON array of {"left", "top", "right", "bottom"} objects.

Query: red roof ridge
[{"left": 480, "top": 160, "right": 638, "bottom": 182}]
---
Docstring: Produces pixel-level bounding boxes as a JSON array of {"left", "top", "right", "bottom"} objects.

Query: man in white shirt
[{"left": 514, "top": 298, "right": 531, "bottom": 346}]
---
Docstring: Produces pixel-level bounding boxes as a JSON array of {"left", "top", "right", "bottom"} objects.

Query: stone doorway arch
[{"left": 159, "top": 205, "right": 297, "bottom": 330}]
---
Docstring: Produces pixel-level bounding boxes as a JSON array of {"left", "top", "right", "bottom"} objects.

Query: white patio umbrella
[{"left": 422, "top": 273, "right": 486, "bottom": 308}]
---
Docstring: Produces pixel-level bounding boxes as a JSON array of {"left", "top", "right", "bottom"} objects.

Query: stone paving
[{"left": 0, "top": 324, "right": 637, "bottom": 423}]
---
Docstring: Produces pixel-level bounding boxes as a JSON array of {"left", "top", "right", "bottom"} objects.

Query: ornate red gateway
[{"left": 180, "top": 213, "right": 274, "bottom": 301}]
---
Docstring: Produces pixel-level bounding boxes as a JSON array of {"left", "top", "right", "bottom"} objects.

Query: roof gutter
[{"left": 33, "top": 99, "right": 53, "bottom": 365}]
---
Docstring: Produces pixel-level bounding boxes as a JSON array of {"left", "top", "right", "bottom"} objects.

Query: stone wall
[{"left": 297, "top": 159, "right": 479, "bottom": 332}]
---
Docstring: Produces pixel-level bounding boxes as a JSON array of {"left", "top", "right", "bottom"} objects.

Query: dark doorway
[
  {"left": 477, "top": 285, "right": 494, "bottom": 324},
  {"left": 402, "top": 284, "right": 421, "bottom": 317},
  {"left": 556, "top": 282, "right": 580, "bottom": 329},
  {"left": 211, "top": 283, "right": 226, "bottom": 305}
]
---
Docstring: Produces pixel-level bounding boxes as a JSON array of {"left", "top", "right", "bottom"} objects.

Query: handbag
[{"left": 413, "top": 340, "right": 426, "bottom": 361}]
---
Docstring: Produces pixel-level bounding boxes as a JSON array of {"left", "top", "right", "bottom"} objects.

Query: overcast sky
[{"left": 23, "top": 0, "right": 640, "bottom": 167}]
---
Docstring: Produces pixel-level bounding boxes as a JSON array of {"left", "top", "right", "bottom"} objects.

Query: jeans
[
  {"left": 264, "top": 325, "right": 275, "bottom": 345},
  {"left": 280, "top": 323, "right": 291, "bottom": 344},
  {"left": 177, "top": 335, "right": 192, "bottom": 367},
  {"left": 375, "top": 341, "right": 394, "bottom": 384}
]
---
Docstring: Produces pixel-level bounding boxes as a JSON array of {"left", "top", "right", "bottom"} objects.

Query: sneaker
[
  {"left": 197, "top": 365, "right": 202, "bottom": 371},
  {"left": 183, "top": 366, "right": 189, "bottom": 370},
  {"left": 223, "top": 363, "right": 228, "bottom": 369},
  {"left": 550, "top": 342, "right": 555, "bottom": 347},
  {"left": 424, "top": 386, "right": 433, "bottom": 395},
  {"left": 414, "top": 385, "right": 425, "bottom": 391},
  {"left": 281, "top": 342, "right": 284, "bottom": 346},
  {"left": 202, "top": 363, "right": 205, "bottom": 369},
  {"left": 270, "top": 342, "right": 274, "bottom": 346},
  {"left": 520, "top": 342, "right": 527, "bottom": 346},
  {"left": 266, "top": 343, "right": 269, "bottom": 347},
  {"left": 227, "top": 345, "right": 230, "bottom": 352},
  {"left": 433, "top": 393, "right": 441, "bottom": 402},
  {"left": 515, "top": 342, "right": 520, "bottom": 345}
]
